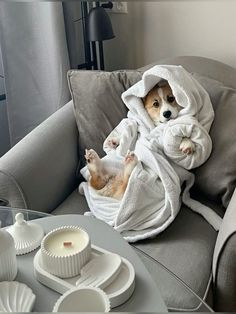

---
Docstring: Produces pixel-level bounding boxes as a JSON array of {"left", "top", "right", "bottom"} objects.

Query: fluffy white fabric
[{"left": 79, "top": 65, "right": 222, "bottom": 242}]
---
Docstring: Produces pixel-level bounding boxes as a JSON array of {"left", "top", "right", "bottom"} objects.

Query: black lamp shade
[{"left": 87, "top": 6, "right": 115, "bottom": 42}]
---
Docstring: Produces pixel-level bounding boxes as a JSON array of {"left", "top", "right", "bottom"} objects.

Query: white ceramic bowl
[
  {"left": 41, "top": 226, "right": 91, "bottom": 278},
  {"left": 53, "top": 287, "right": 110, "bottom": 312}
]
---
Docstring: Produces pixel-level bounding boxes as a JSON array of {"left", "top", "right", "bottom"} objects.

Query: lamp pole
[
  {"left": 98, "top": 41, "right": 104, "bottom": 70},
  {"left": 78, "top": 1, "right": 114, "bottom": 71}
]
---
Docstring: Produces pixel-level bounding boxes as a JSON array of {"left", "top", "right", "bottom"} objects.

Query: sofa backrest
[{"left": 140, "top": 56, "right": 236, "bottom": 89}]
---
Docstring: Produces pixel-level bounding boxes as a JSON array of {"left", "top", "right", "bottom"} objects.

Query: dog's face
[{"left": 143, "top": 80, "right": 181, "bottom": 125}]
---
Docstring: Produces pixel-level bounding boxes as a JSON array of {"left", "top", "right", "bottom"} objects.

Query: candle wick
[{"left": 63, "top": 241, "right": 72, "bottom": 247}]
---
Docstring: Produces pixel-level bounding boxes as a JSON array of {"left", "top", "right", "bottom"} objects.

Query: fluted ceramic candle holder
[{"left": 41, "top": 226, "right": 91, "bottom": 278}]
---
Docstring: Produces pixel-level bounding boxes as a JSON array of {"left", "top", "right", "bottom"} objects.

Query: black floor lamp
[{"left": 78, "top": 2, "right": 115, "bottom": 71}]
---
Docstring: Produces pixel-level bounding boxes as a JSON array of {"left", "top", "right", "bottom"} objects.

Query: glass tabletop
[
  {"left": 0, "top": 206, "right": 51, "bottom": 228},
  {"left": 0, "top": 206, "right": 213, "bottom": 312}
]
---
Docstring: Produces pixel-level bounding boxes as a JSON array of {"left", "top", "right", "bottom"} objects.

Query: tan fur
[
  {"left": 85, "top": 149, "right": 137, "bottom": 200},
  {"left": 143, "top": 81, "right": 181, "bottom": 123},
  {"left": 143, "top": 81, "right": 195, "bottom": 154}
]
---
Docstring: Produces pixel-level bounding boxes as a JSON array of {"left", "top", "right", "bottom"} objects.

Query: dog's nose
[{"left": 163, "top": 110, "right": 171, "bottom": 119}]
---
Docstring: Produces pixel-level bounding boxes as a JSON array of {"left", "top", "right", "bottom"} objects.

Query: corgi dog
[
  {"left": 85, "top": 80, "right": 195, "bottom": 199},
  {"left": 142, "top": 80, "right": 195, "bottom": 155}
]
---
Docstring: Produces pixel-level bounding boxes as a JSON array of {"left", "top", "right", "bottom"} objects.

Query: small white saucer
[
  {"left": 53, "top": 287, "right": 110, "bottom": 312},
  {"left": 34, "top": 245, "right": 135, "bottom": 309}
]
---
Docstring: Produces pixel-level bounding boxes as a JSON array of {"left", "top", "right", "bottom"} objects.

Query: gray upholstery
[
  {"left": 68, "top": 70, "right": 142, "bottom": 163},
  {"left": 0, "top": 102, "right": 79, "bottom": 212},
  {"left": 213, "top": 188, "right": 236, "bottom": 311},
  {"left": 52, "top": 189, "right": 89, "bottom": 216},
  {"left": 140, "top": 56, "right": 236, "bottom": 89},
  {"left": 192, "top": 73, "right": 236, "bottom": 208},
  {"left": 0, "top": 56, "right": 236, "bottom": 311},
  {"left": 134, "top": 206, "right": 217, "bottom": 310}
]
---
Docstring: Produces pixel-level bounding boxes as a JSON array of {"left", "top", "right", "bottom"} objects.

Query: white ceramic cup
[{"left": 53, "top": 287, "right": 110, "bottom": 312}]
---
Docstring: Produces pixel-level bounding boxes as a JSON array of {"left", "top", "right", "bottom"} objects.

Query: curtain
[
  {"left": 0, "top": 2, "right": 71, "bottom": 146},
  {"left": 63, "top": 2, "right": 85, "bottom": 69}
]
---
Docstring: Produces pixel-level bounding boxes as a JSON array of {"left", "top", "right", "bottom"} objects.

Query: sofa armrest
[
  {"left": 213, "top": 188, "right": 236, "bottom": 311},
  {"left": 0, "top": 101, "right": 79, "bottom": 213}
]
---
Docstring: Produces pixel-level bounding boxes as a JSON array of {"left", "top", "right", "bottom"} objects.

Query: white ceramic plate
[{"left": 34, "top": 245, "right": 135, "bottom": 308}]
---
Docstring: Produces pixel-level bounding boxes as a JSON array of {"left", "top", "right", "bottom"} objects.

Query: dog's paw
[
  {"left": 124, "top": 150, "right": 138, "bottom": 175},
  {"left": 179, "top": 138, "right": 195, "bottom": 155},
  {"left": 84, "top": 149, "right": 100, "bottom": 164},
  {"left": 104, "top": 137, "right": 119, "bottom": 149}
]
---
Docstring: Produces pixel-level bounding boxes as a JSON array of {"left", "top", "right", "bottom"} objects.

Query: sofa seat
[
  {"left": 52, "top": 189, "right": 89, "bottom": 215},
  {"left": 52, "top": 189, "right": 223, "bottom": 310},
  {"left": 135, "top": 205, "right": 218, "bottom": 311}
]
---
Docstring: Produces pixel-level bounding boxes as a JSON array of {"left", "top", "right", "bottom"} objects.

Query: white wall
[
  {"left": 105, "top": 1, "right": 236, "bottom": 70},
  {"left": 104, "top": 7, "right": 137, "bottom": 71}
]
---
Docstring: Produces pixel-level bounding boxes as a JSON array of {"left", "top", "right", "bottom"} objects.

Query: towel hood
[{"left": 121, "top": 65, "right": 214, "bottom": 132}]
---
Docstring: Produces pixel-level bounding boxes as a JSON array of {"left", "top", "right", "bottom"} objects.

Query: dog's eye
[
  {"left": 153, "top": 101, "right": 159, "bottom": 108},
  {"left": 167, "top": 96, "right": 175, "bottom": 103}
]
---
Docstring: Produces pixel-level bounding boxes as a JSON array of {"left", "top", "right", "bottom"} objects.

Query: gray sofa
[{"left": 0, "top": 56, "right": 236, "bottom": 311}]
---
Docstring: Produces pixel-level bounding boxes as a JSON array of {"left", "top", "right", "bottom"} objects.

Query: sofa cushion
[
  {"left": 52, "top": 189, "right": 89, "bottom": 215},
  {"left": 67, "top": 70, "right": 142, "bottom": 164},
  {"left": 134, "top": 205, "right": 217, "bottom": 310},
  {"left": 192, "top": 73, "right": 236, "bottom": 208}
]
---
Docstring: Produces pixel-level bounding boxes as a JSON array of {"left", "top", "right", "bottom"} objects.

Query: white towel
[{"left": 79, "top": 65, "right": 222, "bottom": 242}]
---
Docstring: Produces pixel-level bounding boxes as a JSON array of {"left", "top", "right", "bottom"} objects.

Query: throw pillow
[
  {"left": 67, "top": 70, "right": 142, "bottom": 165},
  {"left": 192, "top": 73, "right": 236, "bottom": 208}
]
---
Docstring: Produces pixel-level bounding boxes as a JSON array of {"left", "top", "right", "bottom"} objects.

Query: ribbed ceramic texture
[
  {"left": 6, "top": 213, "right": 44, "bottom": 255},
  {"left": 0, "top": 253, "right": 17, "bottom": 281},
  {"left": 0, "top": 230, "right": 17, "bottom": 281},
  {"left": 13, "top": 233, "right": 43, "bottom": 255},
  {"left": 0, "top": 281, "right": 36, "bottom": 312},
  {"left": 41, "top": 226, "right": 91, "bottom": 279}
]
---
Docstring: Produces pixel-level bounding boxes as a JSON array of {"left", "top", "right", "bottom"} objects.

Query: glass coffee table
[{"left": 0, "top": 207, "right": 213, "bottom": 312}]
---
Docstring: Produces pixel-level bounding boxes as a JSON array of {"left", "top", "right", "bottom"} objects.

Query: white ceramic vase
[{"left": 0, "top": 228, "right": 17, "bottom": 281}]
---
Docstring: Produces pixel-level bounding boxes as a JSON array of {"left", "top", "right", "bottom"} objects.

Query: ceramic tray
[{"left": 34, "top": 245, "right": 135, "bottom": 309}]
